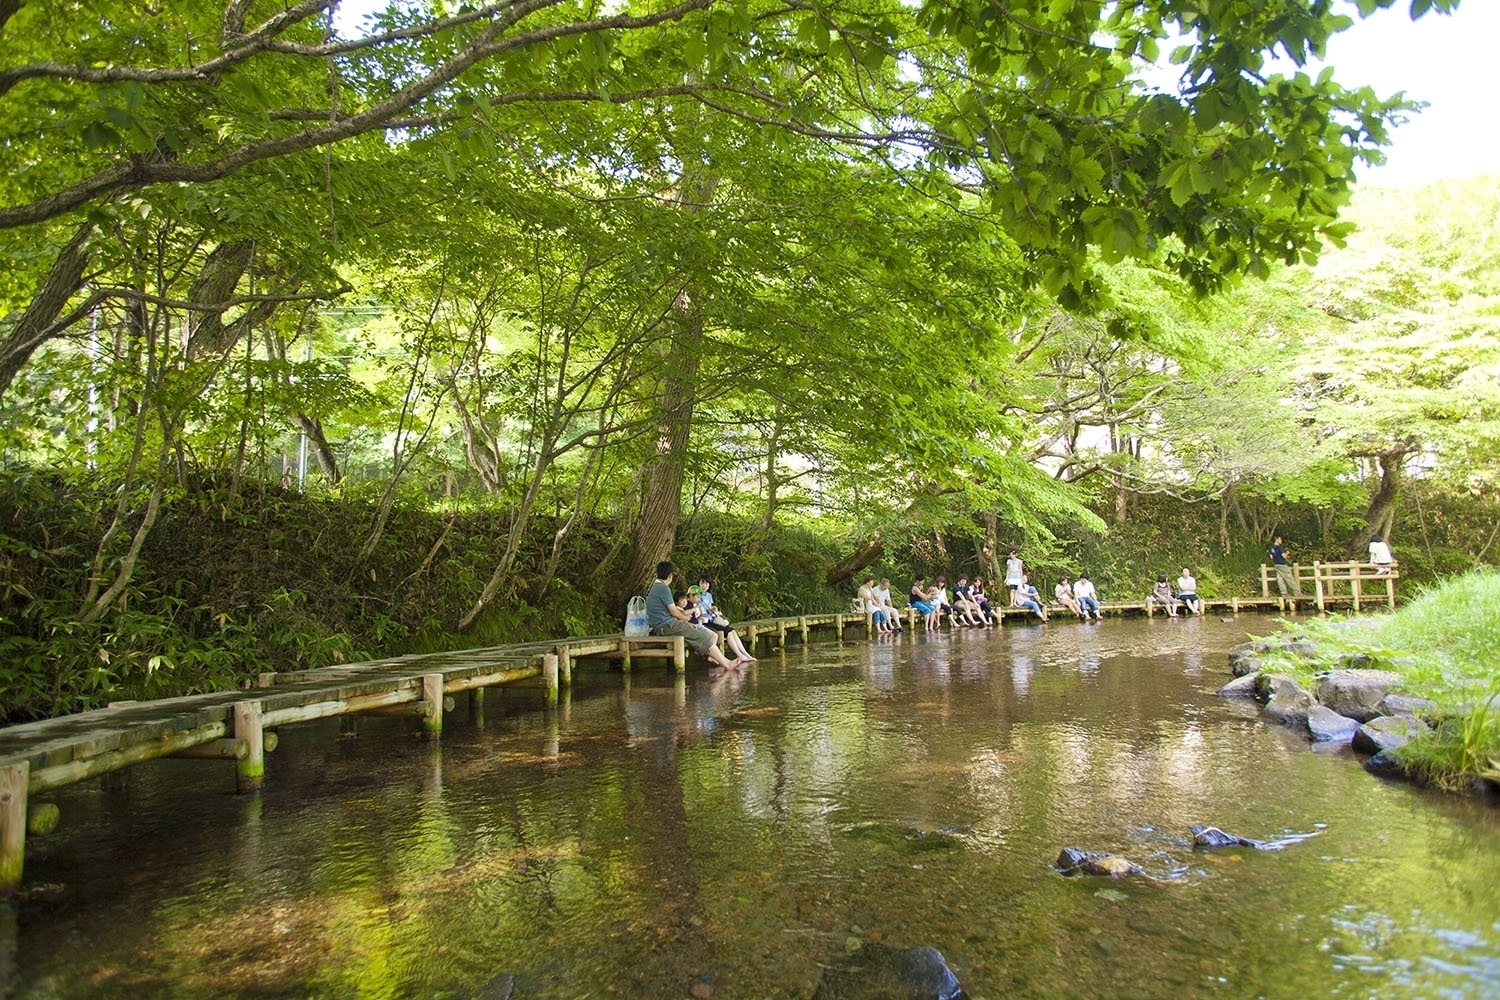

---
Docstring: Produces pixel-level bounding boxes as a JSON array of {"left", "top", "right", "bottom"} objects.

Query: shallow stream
[{"left": 8, "top": 618, "right": 1500, "bottom": 998}]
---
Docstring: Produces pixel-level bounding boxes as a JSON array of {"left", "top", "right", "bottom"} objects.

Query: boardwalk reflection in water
[{"left": 9, "top": 618, "right": 1500, "bottom": 999}]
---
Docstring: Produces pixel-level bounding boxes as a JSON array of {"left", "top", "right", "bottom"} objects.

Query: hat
[{"left": 687, "top": 585, "right": 701, "bottom": 595}]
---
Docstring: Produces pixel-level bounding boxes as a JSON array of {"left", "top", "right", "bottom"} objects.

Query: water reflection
[{"left": 10, "top": 619, "right": 1500, "bottom": 999}]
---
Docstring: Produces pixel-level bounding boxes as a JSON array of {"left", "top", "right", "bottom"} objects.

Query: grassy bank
[{"left": 1258, "top": 570, "right": 1500, "bottom": 790}]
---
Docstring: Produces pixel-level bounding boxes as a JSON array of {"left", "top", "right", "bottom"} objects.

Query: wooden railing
[{"left": 1259, "top": 561, "right": 1398, "bottom": 611}]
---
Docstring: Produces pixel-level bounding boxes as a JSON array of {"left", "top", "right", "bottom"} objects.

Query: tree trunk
[
  {"left": 979, "top": 510, "right": 1002, "bottom": 582},
  {"left": 1352, "top": 450, "right": 1405, "bottom": 554},
  {"left": 296, "top": 414, "right": 342, "bottom": 483},
  {"left": 0, "top": 221, "right": 94, "bottom": 397},
  {"left": 621, "top": 325, "right": 701, "bottom": 603},
  {"left": 825, "top": 532, "right": 885, "bottom": 587}
]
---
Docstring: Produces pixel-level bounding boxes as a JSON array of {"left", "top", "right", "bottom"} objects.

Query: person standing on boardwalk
[
  {"left": 1269, "top": 536, "right": 1302, "bottom": 598},
  {"left": 1004, "top": 550, "right": 1024, "bottom": 606},
  {"left": 647, "top": 562, "right": 746, "bottom": 669}
]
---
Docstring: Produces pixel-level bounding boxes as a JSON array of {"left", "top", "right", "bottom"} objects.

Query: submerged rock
[
  {"left": 1055, "top": 848, "right": 1141, "bottom": 878},
  {"left": 454, "top": 973, "right": 515, "bottom": 1000},
  {"left": 811, "top": 943, "right": 964, "bottom": 1000},
  {"left": 1306, "top": 705, "right": 1360, "bottom": 744},
  {"left": 1315, "top": 669, "right": 1405, "bottom": 723},
  {"left": 1353, "top": 715, "right": 1430, "bottom": 754},
  {"left": 1190, "top": 825, "right": 1260, "bottom": 849}
]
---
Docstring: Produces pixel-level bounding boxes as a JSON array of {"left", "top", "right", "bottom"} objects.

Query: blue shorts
[{"left": 911, "top": 600, "right": 935, "bottom": 614}]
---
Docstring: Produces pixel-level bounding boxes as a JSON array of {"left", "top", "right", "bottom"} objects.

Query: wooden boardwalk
[{"left": 0, "top": 582, "right": 1390, "bottom": 894}]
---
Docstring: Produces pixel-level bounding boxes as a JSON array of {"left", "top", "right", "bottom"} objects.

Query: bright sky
[{"left": 1320, "top": 1, "right": 1500, "bottom": 186}]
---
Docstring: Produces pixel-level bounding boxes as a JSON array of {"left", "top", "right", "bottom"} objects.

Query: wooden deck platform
[{"left": 0, "top": 588, "right": 1385, "bottom": 894}]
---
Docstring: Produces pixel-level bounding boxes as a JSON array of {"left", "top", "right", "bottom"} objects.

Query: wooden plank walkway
[{"left": 0, "top": 581, "right": 1392, "bottom": 894}]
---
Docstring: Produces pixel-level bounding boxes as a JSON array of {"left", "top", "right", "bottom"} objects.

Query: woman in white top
[
  {"left": 1369, "top": 536, "right": 1394, "bottom": 575},
  {"left": 1004, "top": 550, "right": 1024, "bottom": 606},
  {"left": 1054, "top": 577, "right": 1085, "bottom": 618},
  {"left": 1176, "top": 568, "right": 1202, "bottom": 616}
]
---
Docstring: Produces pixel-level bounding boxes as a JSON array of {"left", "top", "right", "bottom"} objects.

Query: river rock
[
  {"left": 1190, "top": 825, "right": 1260, "bottom": 849},
  {"left": 1217, "top": 674, "right": 1260, "bottom": 698},
  {"left": 1227, "top": 641, "right": 1271, "bottom": 675},
  {"left": 1056, "top": 848, "right": 1139, "bottom": 878},
  {"left": 1379, "top": 693, "right": 1438, "bottom": 719},
  {"left": 811, "top": 943, "right": 963, "bottom": 1000},
  {"left": 1306, "top": 704, "right": 1361, "bottom": 744},
  {"left": 1259, "top": 675, "right": 1311, "bottom": 728},
  {"left": 1364, "top": 749, "right": 1405, "bottom": 774},
  {"left": 1353, "top": 714, "right": 1430, "bottom": 754},
  {"left": 1314, "top": 669, "right": 1405, "bottom": 722}
]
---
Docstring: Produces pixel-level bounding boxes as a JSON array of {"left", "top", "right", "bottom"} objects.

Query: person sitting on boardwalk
[
  {"left": 1005, "top": 549, "right": 1024, "bottom": 606},
  {"left": 1269, "top": 536, "right": 1302, "bottom": 598},
  {"left": 969, "top": 577, "right": 998, "bottom": 624},
  {"left": 1175, "top": 568, "right": 1203, "bottom": 616},
  {"left": 1149, "top": 573, "right": 1181, "bottom": 617},
  {"left": 690, "top": 582, "right": 757, "bottom": 660},
  {"left": 648, "top": 561, "right": 747, "bottom": 668},
  {"left": 909, "top": 575, "right": 940, "bottom": 631},
  {"left": 859, "top": 575, "right": 898, "bottom": 634},
  {"left": 1369, "top": 536, "right": 1395, "bottom": 575},
  {"left": 1055, "top": 577, "right": 1086, "bottom": 619},
  {"left": 953, "top": 576, "right": 989, "bottom": 627},
  {"left": 1016, "top": 573, "right": 1048, "bottom": 621},
  {"left": 1073, "top": 573, "right": 1102, "bottom": 621},
  {"left": 876, "top": 578, "right": 905, "bottom": 632}
]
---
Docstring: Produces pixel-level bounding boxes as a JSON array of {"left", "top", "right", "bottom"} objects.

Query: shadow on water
[{"left": 7, "top": 618, "right": 1500, "bottom": 999}]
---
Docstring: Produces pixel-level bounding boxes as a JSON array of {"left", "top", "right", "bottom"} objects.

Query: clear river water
[{"left": 7, "top": 617, "right": 1500, "bottom": 999}]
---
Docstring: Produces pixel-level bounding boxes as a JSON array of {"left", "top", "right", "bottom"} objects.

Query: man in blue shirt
[
  {"left": 647, "top": 561, "right": 745, "bottom": 668},
  {"left": 1269, "top": 536, "right": 1302, "bottom": 598}
]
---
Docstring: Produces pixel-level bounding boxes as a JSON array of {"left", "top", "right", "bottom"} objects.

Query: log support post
[
  {"left": 620, "top": 639, "right": 632, "bottom": 673},
  {"left": 835, "top": 613, "right": 845, "bottom": 645},
  {"left": 776, "top": 621, "right": 787, "bottom": 649},
  {"left": 542, "top": 655, "right": 559, "bottom": 707},
  {"left": 0, "top": 762, "right": 28, "bottom": 897},
  {"left": 747, "top": 625, "right": 759, "bottom": 652},
  {"left": 1351, "top": 563, "right": 1362, "bottom": 613},
  {"left": 671, "top": 635, "right": 686, "bottom": 673},
  {"left": 232, "top": 701, "right": 265, "bottom": 794},
  {"left": 1313, "top": 561, "right": 1326, "bottom": 613},
  {"left": 468, "top": 687, "right": 486, "bottom": 728},
  {"left": 1386, "top": 572, "right": 1396, "bottom": 610},
  {"left": 555, "top": 644, "right": 573, "bottom": 686},
  {"left": 799, "top": 615, "right": 810, "bottom": 644},
  {"left": 421, "top": 673, "right": 445, "bottom": 739},
  {"left": 864, "top": 612, "right": 874, "bottom": 639}
]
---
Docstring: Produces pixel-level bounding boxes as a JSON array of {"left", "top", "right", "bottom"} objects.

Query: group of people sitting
[
  {"left": 1146, "top": 568, "right": 1205, "bottom": 618},
  {"left": 646, "top": 561, "right": 757, "bottom": 668},
  {"left": 855, "top": 565, "right": 1108, "bottom": 629}
]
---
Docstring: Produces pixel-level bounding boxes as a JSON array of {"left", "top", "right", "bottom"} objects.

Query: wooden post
[
  {"left": 232, "top": 701, "right": 264, "bottom": 793},
  {"left": 620, "top": 638, "right": 632, "bottom": 673},
  {"left": 555, "top": 644, "right": 573, "bottom": 686},
  {"left": 1351, "top": 562, "right": 1362, "bottom": 612},
  {"left": 1231, "top": 596, "right": 1239, "bottom": 613},
  {"left": 1145, "top": 596, "right": 1153, "bottom": 617},
  {"left": 256, "top": 672, "right": 278, "bottom": 688},
  {"left": 468, "top": 687, "right": 485, "bottom": 728},
  {"left": 776, "top": 621, "right": 787, "bottom": 649},
  {"left": 799, "top": 615, "right": 810, "bottom": 644},
  {"left": 421, "top": 674, "right": 444, "bottom": 740},
  {"left": 1313, "top": 561, "right": 1325, "bottom": 613},
  {"left": 542, "top": 654, "right": 559, "bottom": 707},
  {"left": 670, "top": 635, "right": 686, "bottom": 673},
  {"left": 747, "top": 625, "right": 759, "bottom": 652},
  {"left": 1260, "top": 565, "right": 1270, "bottom": 598},
  {"left": 1387, "top": 571, "right": 1396, "bottom": 610},
  {"left": 835, "top": 613, "right": 845, "bottom": 645},
  {"left": 0, "top": 762, "right": 28, "bottom": 897},
  {"left": 864, "top": 611, "right": 873, "bottom": 639}
]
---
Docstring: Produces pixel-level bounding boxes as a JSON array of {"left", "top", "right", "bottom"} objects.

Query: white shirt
[
  {"left": 1074, "top": 579, "right": 1097, "bottom": 601},
  {"left": 1369, "top": 540, "right": 1393, "bottom": 564},
  {"left": 1177, "top": 574, "right": 1197, "bottom": 594},
  {"left": 1005, "top": 558, "right": 1023, "bottom": 586}
]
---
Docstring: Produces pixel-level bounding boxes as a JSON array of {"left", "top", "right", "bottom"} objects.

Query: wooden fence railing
[{"left": 1259, "top": 561, "right": 1398, "bottom": 611}]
